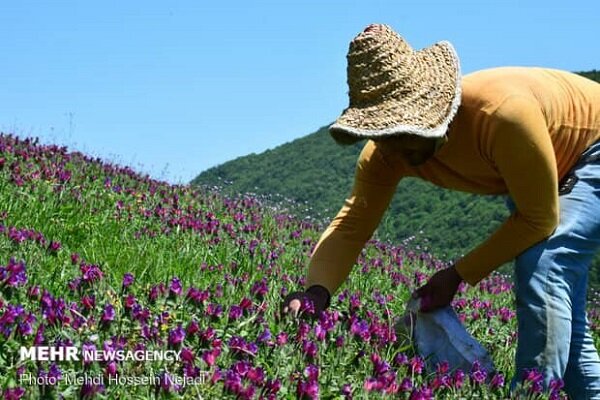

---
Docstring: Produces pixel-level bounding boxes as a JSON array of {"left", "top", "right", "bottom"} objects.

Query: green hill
[
  {"left": 579, "top": 69, "right": 600, "bottom": 82},
  {"left": 192, "top": 127, "right": 507, "bottom": 261}
]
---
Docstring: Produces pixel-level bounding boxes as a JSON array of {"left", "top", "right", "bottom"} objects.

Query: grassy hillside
[{"left": 0, "top": 132, "right": 588, "bottom": 398}]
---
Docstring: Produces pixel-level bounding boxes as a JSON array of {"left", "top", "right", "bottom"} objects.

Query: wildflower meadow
[{"left": 1, "top": 133, "right": 598, "bottom": 399}]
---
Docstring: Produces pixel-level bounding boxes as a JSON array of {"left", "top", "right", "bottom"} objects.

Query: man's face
[{"left": 374, "top": 134, "right": 438, "bottom": 166}]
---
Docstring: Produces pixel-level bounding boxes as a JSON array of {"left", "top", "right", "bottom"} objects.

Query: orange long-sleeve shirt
[{"left": 307, "top": 67, "right": 600, "bottom": 289}]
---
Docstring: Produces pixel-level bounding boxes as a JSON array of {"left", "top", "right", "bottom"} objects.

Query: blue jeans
[{"left": 508, "top": 141, "right": 600, "bottom": 399}]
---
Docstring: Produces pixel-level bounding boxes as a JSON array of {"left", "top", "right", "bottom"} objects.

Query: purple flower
[
  {"left": 168, "top": 325, "right": 186, "bottom": 346},
  {"left": 302, "top": 340, "right": 318, "bottom": 359},
  {"left": 436, "top": 361, "right": 449, "bottom": 374},
  {"left": 186, "top": 287, "right": 209, "bottom": 305},
  {"left": 79, "top": 382, "right": 105, "bottom": 398},
  {"left": 409, "top": 356, "right": 425, "bottom": 375},
  {"left": 409, "top": 387, "right": 434, "bottom": 400},
  {"left": 7, "top": 228, "right": 25, "bottom": 244},
  {"left": 498, "top": 307, "right": 515, "bottom": 323},
  {"left": 228, "top": 336, "right": 257, "bottom": 358},
  {"left": 215, "top": 284, "right": 224, "bottom": 298},
  {"left": 250, "top": 279, "right": 268, "bottom": 299},
  {"left": 71, "top": 253, "right": 81, "bottom": 265},
  {"left": 0, "top": 304, "right": 24, "bottom": 337},
  {"left": 58, "top": 169, "right": 71, "bottom": 183},
  {"left": 394, "top": 353, "right": 409, "bottom": 366},
  {"left": 299, "top": 297, "right": 315, "bottom": 316},
  {"left": 370, "top": 353, "right": 390, "bottom": 376},
  {"left": 248, "top": 239, "right": 259, "bottom": 255},
  {"left": 103, "top": 339, "right": 116, "bottom": 355},
  {"left": 304, "top": 364, "right": 318, "bottom": 381},
  {"left": 122, "top": 273, "right": 135, "bottom": 288},
  {"left": 523, "top": 368, "right": 544, "bottom": 394},
  {"left": 201, "top": 349, "right": 220, "bottom": 366},
  {"left": 3, "top": 387, "right": 26, "bottom": 400},
  {"left": 205, "top": 303, "right": 223, "bottom": 320},
  {"left": 452, "top": 369, "right": 465, "bottom": 389},
  {"left": 314, "top": 323, "right": 326, "bottom": 341},
  {"left": 265, "top": 378, "right": 281, "bottom": 395},
  {"left": 280, "top": 286, "right": 288, "bottom": 297},
  {"left": 490, "top": 373, "right": 505, "bottom": 389},
  {"left": 297, "top": 322, "right": 311, "bottom": 341},
  {"left": 297, "top": 375, "right": 319, "bottom": 400},
  {"left": 27, "top": 285, "right": 40, "bottom": 300},
  {"left": 399, "top": 377, "right": 413, "bottom": 392},
  {"left": 549, "top": 378, "right": 565, "bottom": 400},
  {"left": 470, "top": 369, "right": 487, "bottom": 385},
  {"left": 132, "top": 305, "right": 151, "bottom": 323},
  {"left": 223, "top": 369, "right": 243, "bottom": 395},
  {"left": 101, "top": 304, "right": 115, "bottom": 323},
  {"left": 17, "top": 312, "right": 36, "bottom": 336},
  {"left": 350, "top": 319, "right": 370, "bottom": 341},
  {"left": 432, "top": 373, "right": 452, "bottom": 390},
  {"left": 124, "top": 294, "right": 136, "bottom": 310},
  {"left": 159, "top": 372, "right": 181, "bottom": 393},
  {"left": 68, "top": 277, "right": 81, "bottom": 291},
  {"left": 257, "top": 328, "right": 272, "bottom": 344},
  {"left": 40, "top": 292, "right": 62, "bottom": 325},
  {"left": 80, "top": 263, "right": 104, "bottom": 283},
  {"left": 181, "top": 347, "right": 195, "bottom": 363},
  {"left": 48, "top": 241, "right": 61, "bottom": 253},
  {"left": 364, "top": 377, "right": 383, "bottom": 391},
  {"left": 33, "top": 324, "right": 45, "bottom": 345},
  {"left": 48, "top": 363, "right": 62, "bottom": 381},
  {"left": 228, "top": 305, "right": 243, "bottom": 321},
  {"left": 169, "top": 277, "right": 182, "bottom": 296},
  {"left": 276, "top": 332, "right": 288, "bottom": 346},
  {"left": 238, "top": 297, "right": 252, "bottom": 311},
  {"left": 549, "top": 377, "right": 564, "bottom": 392},
  {"left": 186, "top": 320, "right": 200, "bottom": 335},
  {"left": 247, "top": 367, "right": 265, "bottom": 385},
  {"left": 349, "top": 294, "right": 361, "bottom": 310},
  {"left": 233, "top": 360, "right": 250, "bottom": 376},
  {"left": 3, "top": 259, "right": 27, "bottom": 287},
  {"left": 80, "top": 295, "right": 95, "bottom": 310},
  {"left": 105, "top": 361, "right": 118, "bottom": 377},
  {"left": 199, "top": 327, "right": 216, "bottom": 344},
  {"left": 148, "top": 284, "right": 163, "bottom": 302},
  {"left": 341, "top": 383, "right": 353, "bottom": 398}
]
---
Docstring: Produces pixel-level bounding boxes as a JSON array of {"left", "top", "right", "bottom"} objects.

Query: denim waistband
[{"left": 579, "top": 139, "right": 600, "bottom": 164}]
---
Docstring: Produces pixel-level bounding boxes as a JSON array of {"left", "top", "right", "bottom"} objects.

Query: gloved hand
[
  {"left": 280, "top": 285, "right": 331, "bottom": 319},
  {"left": 413, "top": 266, "right": 462, "bottom": 312}
]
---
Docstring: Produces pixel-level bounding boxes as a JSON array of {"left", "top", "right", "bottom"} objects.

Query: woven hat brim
[{"left": 330, "top": 41, "right": 461, "bottom": 139}]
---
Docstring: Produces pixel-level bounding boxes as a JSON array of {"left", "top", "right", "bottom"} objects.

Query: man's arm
[
  {"left": 305, "top": 140, "right": 402, "bottom": 295},
  {"left": 306, "top": 141, "right": 400, "bottom": 293},
  {"left": 281, "top": 140, "right": 402, "bottom": 317}
]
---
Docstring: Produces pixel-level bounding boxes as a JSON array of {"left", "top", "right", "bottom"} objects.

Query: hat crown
[
  {"left": 330, "top": 23, "right": 461, "bottom": 140},
  {"left": 346, "top": 24, "right": 416, "bottom": 105}
]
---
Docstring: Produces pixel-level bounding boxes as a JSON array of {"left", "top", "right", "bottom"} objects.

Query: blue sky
[{"left": 1, "top": 1, "right": 598, "bottom": 184}]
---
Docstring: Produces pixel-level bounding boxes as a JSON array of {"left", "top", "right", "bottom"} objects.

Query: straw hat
[{"left": 329, "top": 24, "right": 461, "bottom": 141}]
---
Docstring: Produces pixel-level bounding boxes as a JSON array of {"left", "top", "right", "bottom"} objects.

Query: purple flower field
[{"left": 0, "top": 133, "right": 598, "bottom": 399}]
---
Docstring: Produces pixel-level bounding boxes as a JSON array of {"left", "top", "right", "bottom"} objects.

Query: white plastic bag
[{"left": 397, "top": 297, "right": 496, "bottom": 376}]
